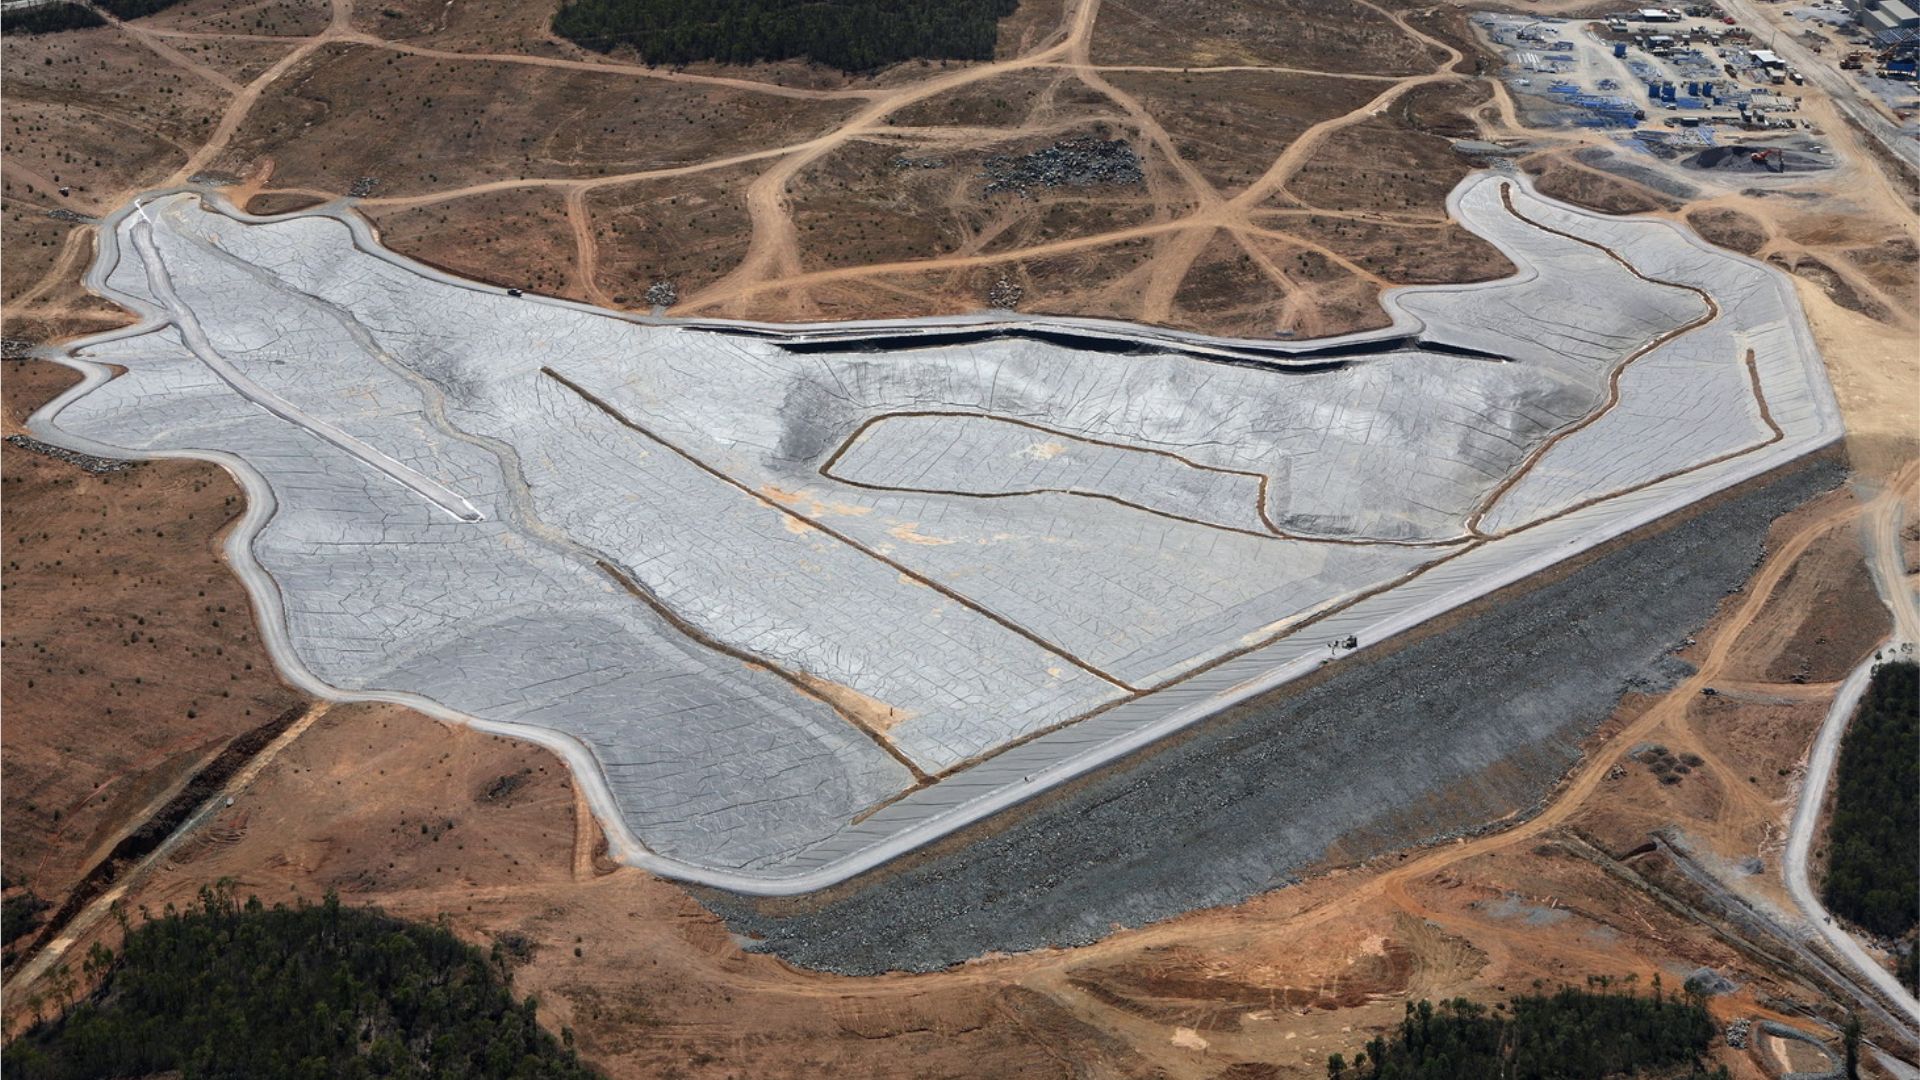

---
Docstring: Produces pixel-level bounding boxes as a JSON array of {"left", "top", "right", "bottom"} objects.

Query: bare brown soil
[
  {"left": 3, "top": 0, "right": 1506, "bottom": 338},
  {"left": 1101, "top": 70, "right": 1382, "bottom": 196},
  {"left": 2, "top": 28, "right": 228, "bottom": 200},
  {"left": 1167, "top": 231, "right": 1289, "bottom": 336},
  {"left": 366, "top": 188, "right": 585, "bottom": 299},
  {"left": 160, "top": 34, "right": 304, "bottom": 84},
  {"left": 347, "top": 0, "right": 560, "bottom": 52},
  {"left": 1770, "top": 252, "right": 1893, "bottom": 323},
  {"left": 1283, "top": 81, "right": 1493, "bottom": 215},
  {"left": 243, "top": 191, "right": 329, "bottom": 215},
  {"left": 145, "top": 0, "right": 332, "bottom": 37},
  {"left": 1686, "top": 207, "right": 1771, "bottom": 256},
  {"left": 1088, "top": 0, "right": 1441, "bottom": 75},
  {"left": 575, "top": 162, "right": 760, "bottom": 302},
  {"left": 1273, "top": 214, "right": 1508, "bottom": 285},
  {"left": 1, "top": 23, "right": 227, "bottom": 305},
  {"left": 1724, "top": 518, "right": 1889, "bottom": 684},
  {"left": 1522, "top": 152, "right": 1680, "bottom": 216},
  {"left": 1837, "top": 236, "right": 1918, "bottom": 300},
  {"left": 1, "top": 209, "right": 83, "bottom": 308},
  {"left": 0, "top": 361, "right": 307, "bottom": 930},
  {"left": 211, "top": 44, "right": 861, "bottom": 199},
  {"left": 886, "top": 68, "right": 1060, "bottom": 128}
]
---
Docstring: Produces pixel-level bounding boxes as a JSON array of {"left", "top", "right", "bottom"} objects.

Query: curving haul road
[{"left": 1782, "top": 468, "right": 1920, "bottom": 1037}]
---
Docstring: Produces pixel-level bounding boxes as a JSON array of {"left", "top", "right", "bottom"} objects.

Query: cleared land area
[{"left": 0, "top": 360, "right": 307, "bottom": 965}]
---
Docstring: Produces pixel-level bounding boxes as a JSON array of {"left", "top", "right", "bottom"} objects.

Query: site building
[{"left": 1847, "top": 0, "right": 1920, "bottom": 33}]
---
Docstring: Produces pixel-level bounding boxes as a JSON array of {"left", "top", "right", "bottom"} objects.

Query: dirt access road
[
  {"left": 1782, "top": 463, "right": 1919, "bottom": 1036},
  {"left": 52, "top": 0, "right": 1486, "bottom": 334}
]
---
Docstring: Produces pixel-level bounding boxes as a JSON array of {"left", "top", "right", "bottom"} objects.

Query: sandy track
[
  {"left": 1, "top": 702, "right": 332, "bottom": 999},
  {"left": 84, "top": 1, "right": 243, "bottom": 94},
  {"left": 50, "top": 0, "right": 1473, "bottom": 329},
  {"left": 166, "top": 0, "right": 354, "bottom": 185},
  {"left": 1782, "top": 463, "right": 1920, "bottom": 1034}
]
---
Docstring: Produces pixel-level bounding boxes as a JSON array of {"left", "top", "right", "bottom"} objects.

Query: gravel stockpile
[
  {"left": 701, "top": 455, "right": 1847, "bottom": 974},
  {"left": 1683, "top": 144, "right": 1832, "bottom": 175},
  {"left": 982, "top": 137, "right": 1143, "bottom": 197}
]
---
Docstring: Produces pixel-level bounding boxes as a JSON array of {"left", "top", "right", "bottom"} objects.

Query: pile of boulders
[
  {"left": 349, "top": 176, "right": 379, "bottom": 198},
  {"left": 982, "top": 137, "right": 1143, "bottom": 197},
  {"left": 644, "top": 280, "right": 678, "bottom": 309},
  {"left": 2, "top": 337, "right": 36, "bottom": 360},
  {"left": 6, "top": 434, "right": 133, "bottom": 474},
  {"left": 986, "top": 277, "right": 1023, "bottom": 309},
  {"left": 47, "top": 208, "right": 92, "bottom": 223},
  {"left": 891, "top": 155, "right": 949, "bottom": 171},
  {"left": 1724, "top": 1018, "right": 1751, "bottom": 1049},
  {"left": 1685, "top": 968, "right": 1736, "bottom": 997}
]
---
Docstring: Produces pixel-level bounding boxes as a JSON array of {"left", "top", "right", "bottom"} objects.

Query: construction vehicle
[{"left": 1750, "top": 147, "right": 1786, "bottom": 172}]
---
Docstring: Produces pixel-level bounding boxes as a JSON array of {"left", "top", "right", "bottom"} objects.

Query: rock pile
[
  {"left": 349, "top": 176, "right": 379, "bottom": 198},
  {"left": 1724, "top": 1018, "right": 1751, "bottom": 1049},
  {"left": 891, "top": 155, "right": 949, "bottom": 170},
  {"left": 1685, "top": 968, "right": 1736, "bottom": 996},
  {"left": 6, "top": 434, "right": 133, "bottom": 474},
  {"left": 986, "top": 277, "right": 1023, "bottom": 309},
  {"left": 982, "top": 137, "right": 1143, "bottom": 197},
  {"left": 644, "top": 280, "right": 678, "bottom": 309}
]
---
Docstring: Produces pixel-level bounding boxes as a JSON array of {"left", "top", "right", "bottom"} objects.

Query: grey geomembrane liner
[
  {"left": 826, "top": 413, "right": 1275, "bottom": 536},
  {"left": 30, "top": 172, "right": 1842, "bottom": 892}
]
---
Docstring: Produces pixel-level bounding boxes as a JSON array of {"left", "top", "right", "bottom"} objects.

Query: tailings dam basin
[{"left": 29, "top": 171, "right": 1843, "bottom": 966}]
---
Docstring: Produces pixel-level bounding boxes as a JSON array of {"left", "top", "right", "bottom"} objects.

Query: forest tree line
[
  {"left": 552, "top": 0, "right": 1019, "bottom": 73},
  {"left": 5, "top": 886, "right": 602, "bottom": 1079},
  {"left": 2, "top": 3, "right": 105, "bottom": 35},
  {"left": 1327, "top": 984, "right": 1730, "bottom": 1080},
  {"left": 1822, "top": 659, "right": 1918, "bottom": 943}
]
